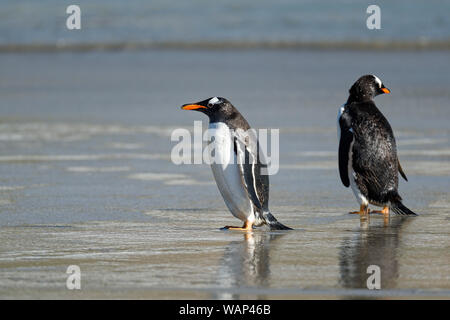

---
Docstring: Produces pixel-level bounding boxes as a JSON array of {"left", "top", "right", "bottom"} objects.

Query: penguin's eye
[
  {"left": 373, "top": 75, "right": 382, "bottom": 88},
  {"left": 208, "top": 97, "right": 220, "bottom": 107}
]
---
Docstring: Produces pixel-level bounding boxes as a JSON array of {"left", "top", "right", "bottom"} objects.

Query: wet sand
[
  {"left": 0, "top": 50, "right": 449, "bottom": 299},
  {"left": 0, "top": 213, "right": 449, "bottom": 299}
]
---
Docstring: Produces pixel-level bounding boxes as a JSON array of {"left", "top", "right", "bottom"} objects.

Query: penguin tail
[
  {"left": 262, "top": 212, "right": 293, "bottom": 230},
  {"left": 391, "top": 201, "right": 418, "bottom": 216},
  {"left": 388, "top": 191, "right": 418, "bottom": 216}
]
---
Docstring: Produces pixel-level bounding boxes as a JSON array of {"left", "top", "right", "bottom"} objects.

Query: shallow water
[{"left": 0, "top": 50, "right": 449, "bottom": 299}]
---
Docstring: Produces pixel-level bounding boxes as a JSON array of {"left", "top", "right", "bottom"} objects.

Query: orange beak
[
  {"left": 181, "top": 104, "right": 207, "bottom": 110},
  {"left": 381, "top": 87, "right": 390, "bottom": 94}
]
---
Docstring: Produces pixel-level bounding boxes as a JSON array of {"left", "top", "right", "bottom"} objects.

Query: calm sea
[{"left": 0, "top": 0, "right": 449, "bottom": 48}]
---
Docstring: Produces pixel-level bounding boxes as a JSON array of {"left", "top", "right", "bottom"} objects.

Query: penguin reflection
[
  {"left": 214, "top": 231, "right": 286, "bottom": 299},
  {"left": 339, "top": 216, "right": 411, "bottom": 290}
]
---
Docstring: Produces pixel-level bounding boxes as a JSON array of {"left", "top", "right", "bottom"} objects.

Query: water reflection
[
  {"left": 213, "top": 231, "right": 286, "bottom": 299},
  {"left": 339, "top": 216, "right": 412, "bottom": 290}
]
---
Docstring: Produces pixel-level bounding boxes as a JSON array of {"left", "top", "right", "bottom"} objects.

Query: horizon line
[{"left": 1, "top": 40, "right": 450, "bottom": 53}]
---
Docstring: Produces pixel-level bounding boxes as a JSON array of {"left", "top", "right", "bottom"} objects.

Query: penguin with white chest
[
  {"left": 338, "top": 75, "right": 417, "bottom": 217},
  {"left": 182, "top": 97, "right": 292, "bottom": 231}
]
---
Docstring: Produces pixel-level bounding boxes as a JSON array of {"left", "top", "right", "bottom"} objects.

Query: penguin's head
[
  {"left": 348, "top": 75, "right": 390, "bottom": 102},
  {"left": 181, "top": 97, "right": 236, "bottom": 121}
]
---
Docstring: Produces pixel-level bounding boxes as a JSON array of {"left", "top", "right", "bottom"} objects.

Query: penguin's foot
[
  {"left": 222, "top": 221, "right": 253, "bottom": 231},
  {"left": 349, "top": 205, "right": 369, "bottom": 215},
  {"left": 370, "top": 206, "right": 390, "bottom": 216}
]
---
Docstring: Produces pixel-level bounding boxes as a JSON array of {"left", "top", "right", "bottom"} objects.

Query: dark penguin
[
  {"left": 182, "top": 97, "right": 292, "bottom": 230},
  {"left": 338, "top": 75, "right": 417, "bottom": 217}
]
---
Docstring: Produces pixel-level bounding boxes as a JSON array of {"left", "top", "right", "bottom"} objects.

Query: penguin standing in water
[
  {"left": 181, "top": 97, "right": 291, "bottom": 231},
  {"left": 338, "top": 75, "right": 417, "bottom": 217}
]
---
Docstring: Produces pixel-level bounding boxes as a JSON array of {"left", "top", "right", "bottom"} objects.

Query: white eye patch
[
  {"left": 373, "top": 75, "right": 382, "bottom": 88},
  {"left": 209, "top": 97, "right": 220, "bottom": 105}
]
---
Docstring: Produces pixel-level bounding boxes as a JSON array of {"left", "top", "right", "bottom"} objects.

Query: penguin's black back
[{"left": 347, "top": 100, "right": 399, "bottom": 204}]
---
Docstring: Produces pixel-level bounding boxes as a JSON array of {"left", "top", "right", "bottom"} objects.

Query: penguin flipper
[
  {"left": 338, "top": 111, "right": 353, "bottom": 188},
  {"left": 398, "top": 159, "right": 408, "bottom": 181},
  {"left": 233, "top": 135, "right": 263, "bottom": 211},
  {"left": 234, "top": 133, "right": 292, "bottom": 231}
]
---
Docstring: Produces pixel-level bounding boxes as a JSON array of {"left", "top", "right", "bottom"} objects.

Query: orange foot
[
  {"left": 222, "top": 221, "right": 253, "bottom": 231},
  {"left": 349, "top": 205, "right": 369, "bottom": 215},
  {"left": 370, "top": 206, "right": 389, "bottom": 215}
]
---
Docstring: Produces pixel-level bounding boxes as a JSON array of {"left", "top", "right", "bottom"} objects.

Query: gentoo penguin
[
  {"left": 181, "top": 97, "right": 291, "bottom": 230},
  {"left": 337, "top": 75, "right": 417, "bottom": 217}
]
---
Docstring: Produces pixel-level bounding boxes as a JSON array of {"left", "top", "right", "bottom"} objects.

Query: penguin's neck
[
  {"left": 208, "top": 112, "right": 229, "bottom": 125},
  {"left": 209, "top": 112, "right": 250, "bottom": 131},
  {"left": 346, "top": 93, "right": 374, "bottom": 105}
]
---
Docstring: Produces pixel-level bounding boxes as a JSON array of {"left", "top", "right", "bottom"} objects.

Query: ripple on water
[
  {"left": 66, "top": 166, "right": 131, "bottom": 173},
  {"left": 127, "top": 172, "right": 212, "bottom": 185},
  {"left": 0, "top": 153, "right": 168, "bottom": 162},
  {"left": 0, "top": 186, "right": 25, "bottom": 191},
  {"left": 0, "top": 122, "right": 178, "bottom": 142}
]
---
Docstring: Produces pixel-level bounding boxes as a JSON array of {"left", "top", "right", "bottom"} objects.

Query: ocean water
[
  {"left": 0, "top": 49, "right": 449, "bottom": 298},
  {"left": 1, "top": 0, "right": 449, "bottom": 47}
]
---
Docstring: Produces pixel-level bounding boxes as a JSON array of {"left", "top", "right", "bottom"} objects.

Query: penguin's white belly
[
  {"left": 337, "top": 104, "right": 345, "bottom": 140},
  {"left": 208, "top": 122, "right": 254, "bottom": 222}
]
